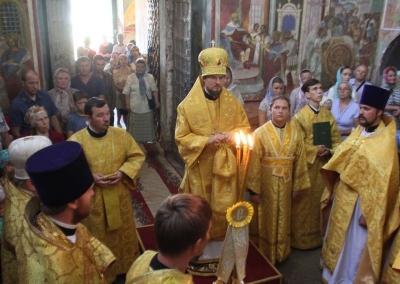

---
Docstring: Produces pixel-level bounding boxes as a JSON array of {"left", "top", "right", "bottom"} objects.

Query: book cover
[{"left": 313, "top": 121, "right": 332, "bottom": 149}]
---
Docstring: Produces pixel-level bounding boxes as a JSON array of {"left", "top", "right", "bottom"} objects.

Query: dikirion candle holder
[{"left": 235, "top": 130, "right": 254, "bottom": 201}]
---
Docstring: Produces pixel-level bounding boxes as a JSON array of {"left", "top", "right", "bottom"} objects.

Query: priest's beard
[{"left": 208, "top": 88, "right": 222, "bottom": 98}]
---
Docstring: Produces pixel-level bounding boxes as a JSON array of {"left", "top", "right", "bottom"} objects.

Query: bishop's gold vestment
[
  {"left": 247, "top": 121, "right": 310, "bottom": 264},
  {"left": 175, "top": 77, "right": 250, "bottom": 240},
  {"left": 16, "top": 197, "right": 116, "bottom": 283},
  {"left": 69, "top": 127, "right": 145, "bottom": 281},
  {"left": 125, "top": 250, "right": 193, "bottom": 284},
  {"left": 1, "top": 171, "right": 34, "bottom": 284},
  {"left": 321, "top": 117, "right": 399, "bottom": 282},
  {"left": 291, "top": 105, "right": 341, "bottom": 249}
]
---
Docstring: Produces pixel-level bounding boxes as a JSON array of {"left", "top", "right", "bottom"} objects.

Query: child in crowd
[{"left": 66, "top": 91, "right": 88, "bottom": 138}]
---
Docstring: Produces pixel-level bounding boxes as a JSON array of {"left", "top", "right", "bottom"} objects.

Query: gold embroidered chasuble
[
  {"left": 382, "top": 212, "right": 400, "bottom": 284},
  {"left": 69, "top": 127, "right": 145, "bottom": 280},
  {"left": 175, "top": 77, "right": 250, "bottom": 240},
  {"left": 246, "top": 121, "right": 310, "bottom": 264},
  {"left": 290, "top": 106, "right": 341, "bottom": 249},
  {"left": 320, "top": 117, "right": 399, "bottom": 282},
  {"left": 1, "top": 171, "right": 34, "bottom": 284},
  {"left": 16, "top": 197, "right": 116, "bottom": 283},
  {"left": 125, "top": 250, "right": 193, "bottom": 284}
]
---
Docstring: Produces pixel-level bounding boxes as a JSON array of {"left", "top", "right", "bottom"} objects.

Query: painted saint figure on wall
[{"left": 0, "top": 33, "right": 32, "bottom": 102}]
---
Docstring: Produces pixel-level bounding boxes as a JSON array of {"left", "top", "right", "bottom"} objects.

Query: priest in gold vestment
[
  {"left": 125, "top": 194, "right": 212, "bottom": 284},
  {"left": 69, "top": 98, "right": 145, "bottom": 281},
  {"left": 175, "top": 46, "right": 250, "bottom": 242},
  {"left": 17, "top": 141, "right": 115, "bottom": 283},
  {"left": 290, "top": 79, "right": 341, "bottom": 249},
  {"left": 246, "top": 96, "right": 310, "bottom": 264},
  {"left": 321, "top": 85, "right": 399, "bottom": 283},
  {"left": 1, "top": 136, "right": 52, "bottom": 284}
]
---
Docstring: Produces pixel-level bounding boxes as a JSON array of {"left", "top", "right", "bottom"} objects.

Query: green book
[{"left": 313, "top": 121, "right": 332, "bottom": 149}]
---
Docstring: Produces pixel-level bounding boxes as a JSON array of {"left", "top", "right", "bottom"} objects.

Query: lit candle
[
  {"left": 240, "top": 134, "right": 254, "bottom": 201},
  {"left": 235, "top": 132, "right": 241, "bottom": 166},
  {"left": 240, "top": 131, "right": 248, "bottom": 167},
  {"left": 235, "top": 132, "right": 241, "bottom": 194}
]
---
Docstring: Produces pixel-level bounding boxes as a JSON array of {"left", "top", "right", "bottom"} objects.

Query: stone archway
[{"left": 380, "top": 34, "right": 400, "bottom": 74}]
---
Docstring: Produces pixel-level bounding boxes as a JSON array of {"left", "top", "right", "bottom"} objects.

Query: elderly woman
[
  {"left": 331, "top": 82, "right": 359, "bottom": 140},
  {"left": 22, "top": 105, "right": 64, "bottom": 144},
  {"left": 123, "top": 58, "right": 159, "bottom": 143},
  {"left": 48, "top": 68, "right": 78, "bottom": 132}
]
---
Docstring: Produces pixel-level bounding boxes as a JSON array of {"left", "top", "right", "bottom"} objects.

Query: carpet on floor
[{"left": 130, "top": 142, "right": 182, "bottom": 226}]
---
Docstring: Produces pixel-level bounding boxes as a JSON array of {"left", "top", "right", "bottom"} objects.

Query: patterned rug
[{"left": 131, "top": 142, "right": 183, "bottom": 226}]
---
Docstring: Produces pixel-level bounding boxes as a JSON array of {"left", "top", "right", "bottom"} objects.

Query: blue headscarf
[{"left": 333, "top": 66, "right": 352, "bottom": 99}]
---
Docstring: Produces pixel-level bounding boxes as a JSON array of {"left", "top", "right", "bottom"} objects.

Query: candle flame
[
  {"left": 247, "top": 134, "right": 254, "bottom": 148},
  {"left": 240, "top": 130, "right": 247, "bottom": 145},
  {"left": 235, "top": 132, "right": 241, "bottom": 146}
]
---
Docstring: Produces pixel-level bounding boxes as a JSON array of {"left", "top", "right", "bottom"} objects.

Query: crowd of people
[{"left": 0, "top": 36, "right": 399, "bottom": 284}]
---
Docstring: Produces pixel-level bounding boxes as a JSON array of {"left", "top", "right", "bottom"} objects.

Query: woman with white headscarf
[
  {"left": 123, "top": 58, "right": 159, "bottom": 143},
  {"left": 258, "top": 76, "right": 285, "bottom": 126}
]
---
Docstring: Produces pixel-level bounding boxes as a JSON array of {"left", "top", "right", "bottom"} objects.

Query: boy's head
[
  {"left": 154, "top": 194, "right": 212, "bottom": 258},
  {"left": 302, "top": 79, "right": 323, "bottom": 103},
  {"left": 73, "top": 91, "right": 89, "bottom": 113}
]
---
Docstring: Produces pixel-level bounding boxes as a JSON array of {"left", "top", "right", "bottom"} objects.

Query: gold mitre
[{"left": 198, "top": 43, "right": 228, "bottom": 77}]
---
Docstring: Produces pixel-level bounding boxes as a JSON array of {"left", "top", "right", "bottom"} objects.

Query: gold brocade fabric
[
  {"left": 125, "top": 250, "right": 194, "bottom": 284},
  {"left": 290, "top": 106, "right": 341, "bottom": 249},
  {"left": 175, "top": 77, "right": 250, "bottom": 240},
  {"left": 381, "top": 225, "right": 400, "bottom": 283},
  {"left": 16, "top": 197, "right": 116, "bottom": 283},
  {"left": 1, "top": 171, "right": 34, "bottom": 284},
  {"left": 69, "top": 127, "right": 145, "bottom": 280},
  {"left": 246, "top": 121, "right": 310, "bottom": 264},
  {"left": 216, "top": 225, "right": 250, "bottom": 283},
  {"left": 320, "top": 116, "right": 400, "bottom": 281}
]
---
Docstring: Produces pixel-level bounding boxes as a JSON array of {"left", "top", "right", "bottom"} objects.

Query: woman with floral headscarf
[
  {"left": 21, "top": 105, "right": 64, "bottom": 144},
  {"left": 48, "top": 68, "right": 78, "bottom": 132},
  {"left": 258, "top": 77, "right": 284, "bottom": 126},
  {"left": 382, "top": 66, "right": 400, "bottom": 129},
  {"left": 123, "top": 58, "right": 159, "bottom": 143}
]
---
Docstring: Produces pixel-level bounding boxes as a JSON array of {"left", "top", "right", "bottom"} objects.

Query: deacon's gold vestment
[
  {"left": 321, "top": 117, "right": 399, "bottom": 282},
  {"left": 247, "top": 121, "right": 310, "bottom": 264},
  {"left": 16, "top": 197, "right": 115, "bottom": 283},
  {"left": 1, "top": 172, "right": 34, "bottom": 284},
  {"left": 125, "top": 250, "right": 193, "bottom": 284},
  {"left": 291, "top": 105, "right": 341, "bottom": 249},
  {"left": 175, "top": 77, "right": 250, "bottom": 240},
  {"left": 69, "top": 127, "right": 145, "bottom": 281}
]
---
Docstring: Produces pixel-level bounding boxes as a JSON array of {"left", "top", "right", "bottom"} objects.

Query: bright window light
[{"left": 70, "top": 0, "right": 113, "bottom": 60}]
